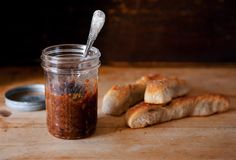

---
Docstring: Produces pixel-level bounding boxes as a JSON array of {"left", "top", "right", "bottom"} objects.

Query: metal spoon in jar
[{"left": 83, "top": 10, "right": 105, "bottom": 57}]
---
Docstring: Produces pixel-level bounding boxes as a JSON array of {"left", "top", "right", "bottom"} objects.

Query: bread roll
[
  {"left": 102, "top": 74, "right": 164, "bottom": 116},
  {"left": 144, "top": 77, "right": 190, "bottom": 104},
  {"left": 126, "top": 94, "right": 230, "bottom": 128}
]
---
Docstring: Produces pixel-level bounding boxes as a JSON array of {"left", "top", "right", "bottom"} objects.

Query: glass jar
[{"left": 41, "top": 44, "right": 101, "bottom": 139}]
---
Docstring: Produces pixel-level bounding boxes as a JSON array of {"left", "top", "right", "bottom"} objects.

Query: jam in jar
[{"left": 41, "top": 44, "right": 101, "bottom": 139}]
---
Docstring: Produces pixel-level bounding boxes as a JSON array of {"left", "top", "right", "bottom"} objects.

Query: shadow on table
[{"left": 94, "top": 114, "right": 127, "bottom": 137}]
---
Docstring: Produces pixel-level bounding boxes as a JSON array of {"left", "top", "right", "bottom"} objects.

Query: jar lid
[{"left": 4, "top": 84, "right": 45, "bottom": 111}]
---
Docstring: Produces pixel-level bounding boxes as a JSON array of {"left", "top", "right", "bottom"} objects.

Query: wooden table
[{"left": 0, "top": 65, "right": 236, "bottom": 160}]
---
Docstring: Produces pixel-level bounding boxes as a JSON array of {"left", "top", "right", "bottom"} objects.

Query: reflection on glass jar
[{"left": 41, "top": 44, "right": 101, "bottom": 139}]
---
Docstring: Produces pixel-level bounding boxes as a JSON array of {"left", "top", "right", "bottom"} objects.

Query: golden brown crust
[
  {"left": 126, "top": 93, "right": 230, "bottom": 128},
  {"left": 125, "top": 102, "right": 164, "bottom": 127},
  {"left": 144, "top": 77, "right": 190, "bottom": 104},
  {"left": 102, "top": 83, "right": 143, "bottom": 116},
  {"left": 102, "top": 74, "right": 166, "bottom": 116}
]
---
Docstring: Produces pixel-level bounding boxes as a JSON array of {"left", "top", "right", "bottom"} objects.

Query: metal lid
[{"left": 5, "top": 84, "right": 45, "bottom": 111}]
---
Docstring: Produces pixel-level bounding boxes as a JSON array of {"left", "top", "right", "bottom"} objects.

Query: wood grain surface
[{"left": 0, "top": 65, "right": 236, "bottom": 160}]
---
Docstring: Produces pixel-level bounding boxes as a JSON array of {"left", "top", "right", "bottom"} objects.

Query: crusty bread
[
  {"left": 144, "top": 77, "right": 190, "bottom": 104},
  {"left": 102, "top": 83, "right": 145, "bottom": 116},
  {"left": 126, "top": 94, "right": 230, "bottom": 128},
  {"left": 102, "top": 74, "right": 165, "bottom": 116}
]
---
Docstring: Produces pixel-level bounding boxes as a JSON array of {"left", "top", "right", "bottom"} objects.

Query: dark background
[{"left": 1, "top": 0, "right": 236, "bottom": 66}]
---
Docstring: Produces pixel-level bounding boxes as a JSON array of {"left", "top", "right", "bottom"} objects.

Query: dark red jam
[{"left": 46, "top": 81, "right": 97, "bottom": 139}]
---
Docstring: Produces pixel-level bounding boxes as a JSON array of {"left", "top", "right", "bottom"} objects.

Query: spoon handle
[{"left": 84, "top": 10, "right": 105, "bottom": 57}]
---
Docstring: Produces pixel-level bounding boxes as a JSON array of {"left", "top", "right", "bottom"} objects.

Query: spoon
[{"left": 83, "top": 10, "right": 105, "bottom": 57}]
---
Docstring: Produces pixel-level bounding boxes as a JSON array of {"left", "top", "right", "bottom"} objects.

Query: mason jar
[{"left": 41, "top": 44, "right": 101, "bottom": 139}]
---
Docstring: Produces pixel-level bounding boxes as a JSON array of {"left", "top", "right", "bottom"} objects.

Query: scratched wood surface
[{"left": 0, "top": 65, "right": 236, "bottom": 160}]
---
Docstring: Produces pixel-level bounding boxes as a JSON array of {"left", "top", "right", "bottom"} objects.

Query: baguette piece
[
  {"left": 144, "top": 77, "right": 190, "bottom": 104},
  {"left": 126, "top": 94, "right": 230, "bottom": 128},
  {"left": 102, "top": 74, "right": 165, "bottom": 116},
  {"left": 102, "top": 84, "right": 145, "bottom": 116}
]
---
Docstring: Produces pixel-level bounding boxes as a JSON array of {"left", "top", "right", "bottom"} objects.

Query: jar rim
[
  {"left": 41, "top": 44, "right": 101, "bottom": 74},
  {"left": 42, "top": 44, "right": 101, "bottom": 62}
]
